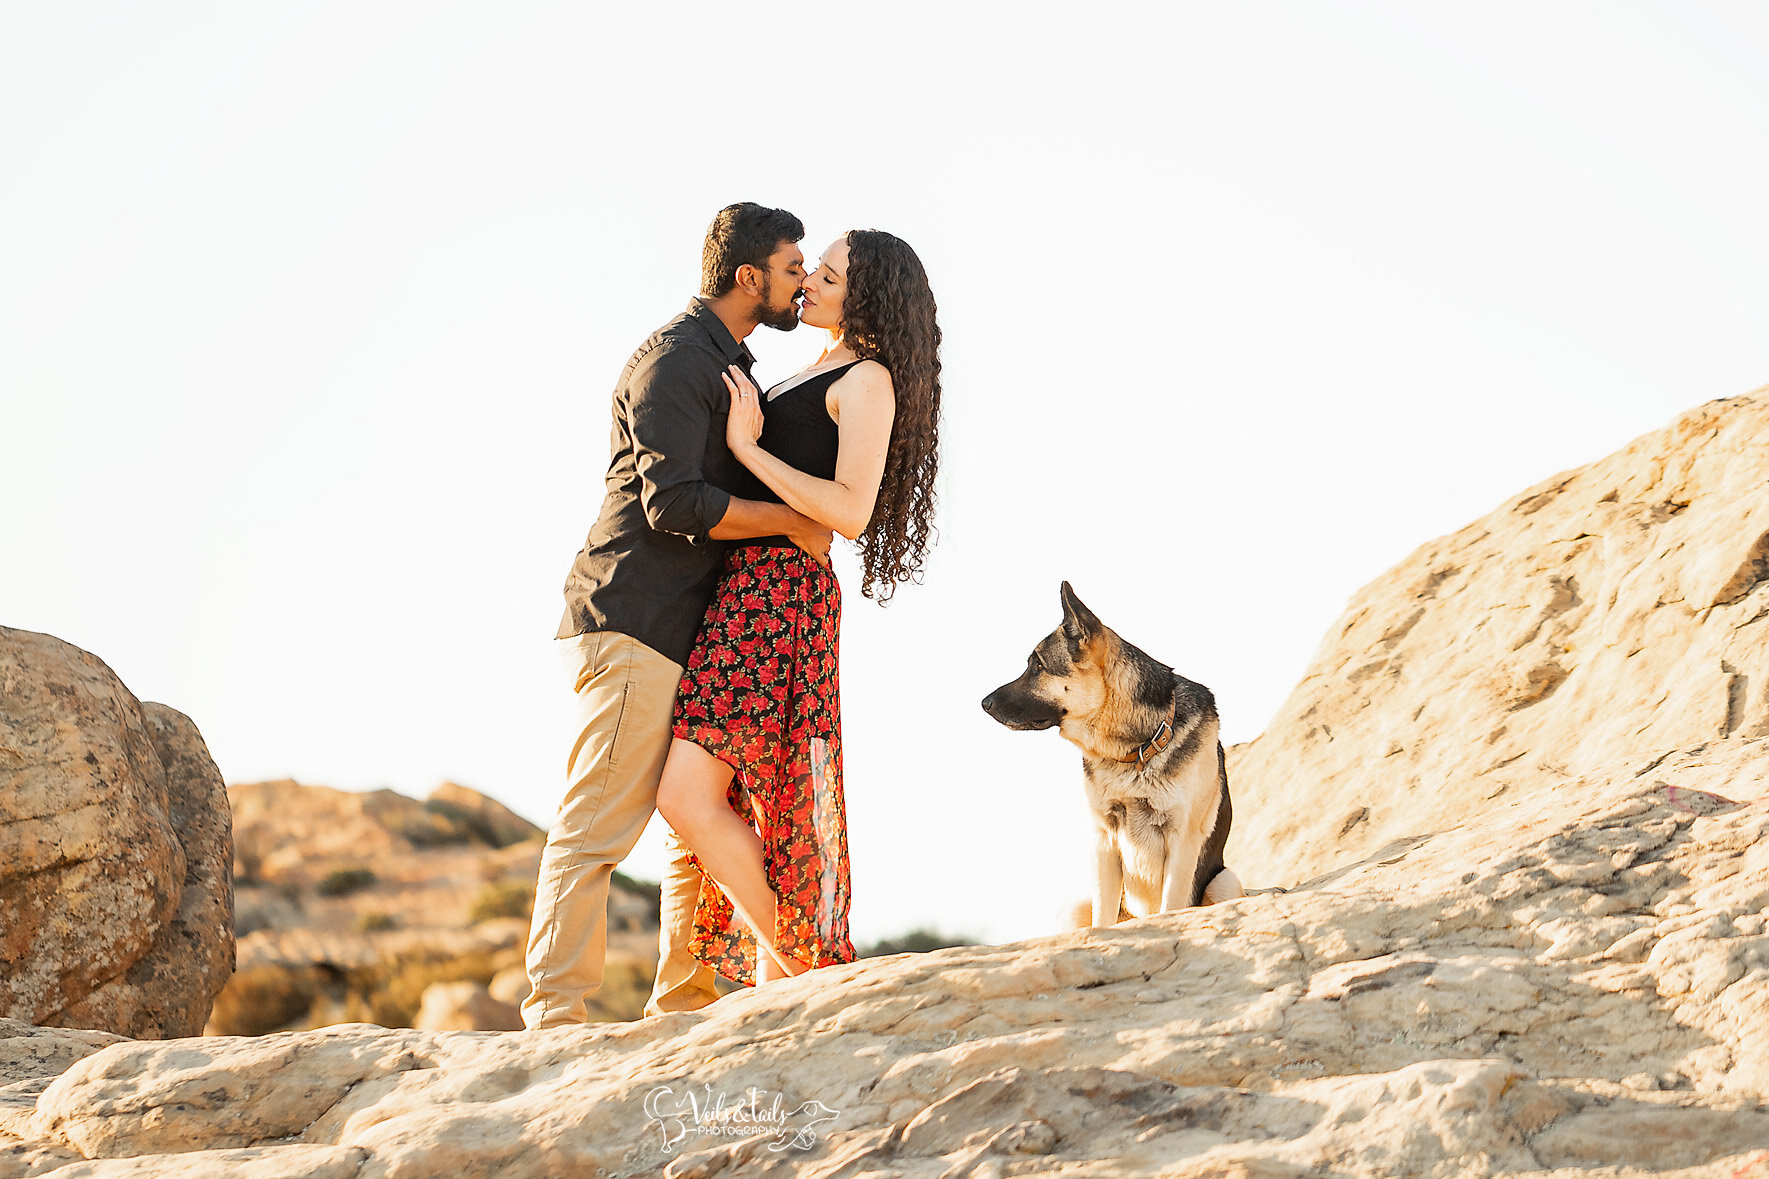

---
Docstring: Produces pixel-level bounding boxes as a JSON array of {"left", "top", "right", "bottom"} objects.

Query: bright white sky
[{"left": 5, "top": 3, "right": 1766, "bottom": 946}]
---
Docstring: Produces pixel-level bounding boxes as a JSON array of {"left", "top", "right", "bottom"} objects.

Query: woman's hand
[{"left": 722, "top": 365, "right": 763, "bottom": 456}]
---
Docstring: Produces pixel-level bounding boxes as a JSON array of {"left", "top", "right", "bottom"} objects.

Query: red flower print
[{"left": 668, "top": 545, "right": 852, "bottom": 985}]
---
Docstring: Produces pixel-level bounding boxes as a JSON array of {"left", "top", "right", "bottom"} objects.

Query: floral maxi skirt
[{"left": 670, "top": 544, "right": 855, "bottom": 985}]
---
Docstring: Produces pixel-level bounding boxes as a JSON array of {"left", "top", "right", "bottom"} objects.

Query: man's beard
[{"left": 759, "top": 290, "right": 802, "bottom": 331}]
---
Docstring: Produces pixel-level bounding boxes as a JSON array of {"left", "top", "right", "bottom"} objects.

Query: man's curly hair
[{"left": 841, "top": 229, "right": 942, "bottom": 601}]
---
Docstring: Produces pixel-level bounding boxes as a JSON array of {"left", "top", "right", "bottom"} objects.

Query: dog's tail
[{"left": 1201, "top": 867, "right": 1245, "bottom": 905}]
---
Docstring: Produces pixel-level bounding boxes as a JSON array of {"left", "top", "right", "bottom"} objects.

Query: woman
[{"left": 655, "top": 229, "right": 941, "bottom": 986}]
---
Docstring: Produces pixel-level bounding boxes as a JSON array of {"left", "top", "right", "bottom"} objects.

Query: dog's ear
[{"left": 1060, "top": 581, "right": 1104, "bottom": 657}]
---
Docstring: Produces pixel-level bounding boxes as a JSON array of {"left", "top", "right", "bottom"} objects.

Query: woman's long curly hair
[{"left": 841, "top": 229, "right": 942, "bottom": 601}]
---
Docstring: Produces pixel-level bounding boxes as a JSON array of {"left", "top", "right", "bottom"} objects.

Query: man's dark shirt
[{"left": 557, "top": 299, "right": 755, "bottom": 666}]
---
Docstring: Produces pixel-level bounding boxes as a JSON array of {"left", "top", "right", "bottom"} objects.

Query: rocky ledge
[{"left": 3, "top": 735, "right": 1767, "bottom": 1177}]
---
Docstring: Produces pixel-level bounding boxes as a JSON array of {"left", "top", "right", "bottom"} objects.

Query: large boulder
[
  {"left": 1229, "top": 392, "right": 1769, "bottom": 886},
  {"left": 0, "top": 628, "right": 234, "bottom": 1038}
]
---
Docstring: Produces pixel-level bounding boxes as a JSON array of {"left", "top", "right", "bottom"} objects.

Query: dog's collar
[{"left": 1109, "top": 702, "right": 1179, "bottom": 768}]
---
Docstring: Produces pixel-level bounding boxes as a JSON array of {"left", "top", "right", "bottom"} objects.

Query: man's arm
[
  {"left": 627, "top": 350, "right": 832, "bottom": 563},
  {"left": 709, "top": 500, "right": 832, "bottom": 565}
]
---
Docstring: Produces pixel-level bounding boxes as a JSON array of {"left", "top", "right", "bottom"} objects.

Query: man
[{"left": 523, "top": 203, "right": 830, "bottom": 1030}]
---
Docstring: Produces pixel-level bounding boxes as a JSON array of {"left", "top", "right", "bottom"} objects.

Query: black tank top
[{"left": 729, "top": 362, "right": 859, "bottom": 536}]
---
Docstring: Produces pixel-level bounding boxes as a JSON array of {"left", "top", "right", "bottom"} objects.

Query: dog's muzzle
[{"left": 981, "top": 684, "right": 1063, "bottom": 731}]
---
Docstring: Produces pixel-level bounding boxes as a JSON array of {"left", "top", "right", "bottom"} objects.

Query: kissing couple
[{"left": 523, "top": 202, "right": 943, "bottom": 1028}]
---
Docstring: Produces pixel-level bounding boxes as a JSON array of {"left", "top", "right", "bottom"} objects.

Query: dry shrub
[
  {"left": 401, "top": 808, "right": 475, "bottom": 848},
  {"left": 212, "top": 945, "right": 652, "bottom": 1032},
  {"left": 207, "top": 964, "right": 329, "bottom": 1036},
  {"left": 366, "top": 947, "right": 516, "bottom": 1027},
  {"left": 316, "top": 867, "right": 378, "bottom": 897},
  {"left": 582, "top": 954, "right": 653, "bottom": 1023},
  {"left": 468, "top": 878, "right": 534, "bottom": 924}
]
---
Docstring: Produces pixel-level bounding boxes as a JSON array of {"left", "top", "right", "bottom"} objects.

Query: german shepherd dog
[{"left": 982, "top": 583, "right": 1242, "bottom": 924}]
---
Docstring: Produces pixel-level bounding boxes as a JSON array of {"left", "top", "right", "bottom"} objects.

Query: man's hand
[{"left": 787, "top": 517, "right": 833, "bottom": 567}]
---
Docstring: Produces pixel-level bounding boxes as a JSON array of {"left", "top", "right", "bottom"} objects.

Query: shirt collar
[{"left": 686, "top": 297, "right": 756, "bottom": 369}]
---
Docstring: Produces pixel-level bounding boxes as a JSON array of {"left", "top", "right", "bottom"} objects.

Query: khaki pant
[{"left": 522, "top": 630, "right": 721, "bottom": 1029}]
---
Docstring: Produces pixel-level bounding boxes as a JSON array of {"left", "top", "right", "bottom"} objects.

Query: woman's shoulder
[{"left": 833, "top": 358, "right": 894, "bottom": 397}]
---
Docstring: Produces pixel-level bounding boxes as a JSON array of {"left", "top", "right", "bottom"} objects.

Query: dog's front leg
[
  {"left": 1158, "top": 830, "right": 1203, "bottom": 912},
  {"left": 1092, "top": 826, "right": 1124, "bottom": 926}
]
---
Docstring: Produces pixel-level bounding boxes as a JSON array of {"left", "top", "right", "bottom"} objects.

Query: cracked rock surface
[{"left": 4, "top": 394, "right": 1769, "bottom": 1177}]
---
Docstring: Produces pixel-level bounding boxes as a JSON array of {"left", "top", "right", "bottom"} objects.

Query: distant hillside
[
  {"left": 230, "top": 778, "right": 543, "bottom": 884},
  {"left": 214, "top": 780, "right": 659, "bottom": 1035}
]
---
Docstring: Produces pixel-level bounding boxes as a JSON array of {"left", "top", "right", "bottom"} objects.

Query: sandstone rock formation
[
  {"left": 1228, "top": 393, "right": 1769, "bottom": 887},
  {"left": 4, "top": 394, "right": 1768, "bottom": 1177},
  {"left": 4, "top": 739, "right": 1768, "bottom": 1176},
  {"left": 0, "top": 628, "right": 234, "bottom": 1039}
]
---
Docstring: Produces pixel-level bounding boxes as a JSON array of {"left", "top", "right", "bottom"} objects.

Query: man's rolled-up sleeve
[{"left": 627, "top": 349, "right": 733, "bottom": 543}]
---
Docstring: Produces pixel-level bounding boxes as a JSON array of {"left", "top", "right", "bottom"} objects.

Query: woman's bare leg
[{"left": 655, "top": 737, "right": 807, "bottom": 981}]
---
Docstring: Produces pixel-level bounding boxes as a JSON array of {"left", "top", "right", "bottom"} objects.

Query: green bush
[
  {"left": 316, "top": 867, "right": 378, "bottom": 897},
  {"left": 357, "top": 911, "right": 400, "bottom": 933},
  {"left": 858, "top": 928, "right": 974, "bottom": 957},
  {"left": 468, "top": 878, "right": 534, "bottom": 924}
]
